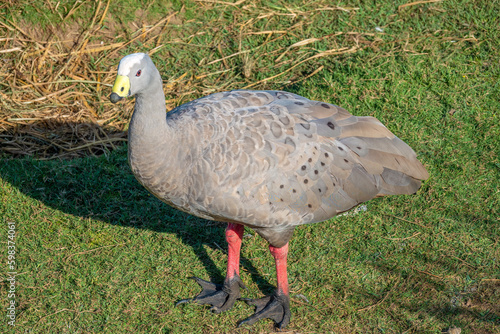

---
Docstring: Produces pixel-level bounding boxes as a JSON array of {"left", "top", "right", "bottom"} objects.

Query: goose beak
[{"left": 110, "top": 75, "right": 130, "bottom": 103}]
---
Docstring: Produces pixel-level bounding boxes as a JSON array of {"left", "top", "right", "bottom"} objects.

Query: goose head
[{"left": 109, "top": 53, "right": 158, "bottom": 103}]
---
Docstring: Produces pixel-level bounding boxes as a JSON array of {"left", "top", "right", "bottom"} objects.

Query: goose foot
[
  {"left": 176, "top": 275, "right": 246, "bottom": 313},
  {"left": 238, "top": 291, "right": 291, "bottom": 329}
]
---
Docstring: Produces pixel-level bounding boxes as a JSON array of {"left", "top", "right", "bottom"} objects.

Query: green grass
[{"left": 1, "top": 0, "right": 499, "bottom": 333}]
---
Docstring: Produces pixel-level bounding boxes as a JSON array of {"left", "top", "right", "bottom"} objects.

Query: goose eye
[{"left": 136, "top": 70, "right": 142, "bottom": 77}]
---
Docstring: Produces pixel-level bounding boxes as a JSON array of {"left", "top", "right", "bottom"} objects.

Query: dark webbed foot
[
  {"left": 176, "top": 275, "right": 246, "bottom": 313},
  {"left": 238, "top": 291, "right": 291, "bottom": 329}
]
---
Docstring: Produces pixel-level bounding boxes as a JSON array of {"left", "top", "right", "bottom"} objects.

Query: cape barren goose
[{"left": 109, "top": 53, "right": 428, "bottom": 328}]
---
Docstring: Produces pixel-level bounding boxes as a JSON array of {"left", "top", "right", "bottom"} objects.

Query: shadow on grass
[
  {"left": 0, "top": 135, "right": 274, "bottom": 297},
  {"left": 367, "top": 262, "right": 500, "bottom": 329},
  {"left": 2, "top": 125, "right": 497, "bottom": 331}
]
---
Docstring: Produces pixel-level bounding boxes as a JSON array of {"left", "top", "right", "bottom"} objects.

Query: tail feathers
[{"left": 377, "top": 168, "right": 423, "bottom": 196}]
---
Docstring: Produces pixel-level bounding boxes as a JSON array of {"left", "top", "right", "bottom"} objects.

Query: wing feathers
[{"left": 159, "top": 90, "right": 428, "bottom": 235}]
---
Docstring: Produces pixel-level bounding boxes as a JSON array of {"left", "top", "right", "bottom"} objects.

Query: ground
[{"left": 0, "top": 0, "right": 499, "bottom": 333}]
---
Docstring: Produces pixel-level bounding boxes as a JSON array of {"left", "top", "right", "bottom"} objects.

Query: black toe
[
  {"left": 176, "top": 275, "right": 246, "bottom": 313},
  {"left": 238, "top": 290, "right": 291, "bottom": 328}
]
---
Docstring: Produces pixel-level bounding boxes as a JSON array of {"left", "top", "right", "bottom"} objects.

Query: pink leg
[
  {"left": 269, "top": 243, "right": 289, "bottom": 296},
  {"left": 177, "top": 222, "right": 245, "bottom": 313},
  {"left": 226, "top": 223, "right": 244, "bottom": 280},
  {"left": 239, "top": 242, "right": 291, "bottom": 328}
]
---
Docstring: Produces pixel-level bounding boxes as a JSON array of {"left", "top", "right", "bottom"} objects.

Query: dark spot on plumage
[
  {"left": 344, "top": 159, "right": 349, "bottom": 163},
  {"left": 308, "top": 158, "right": 312, "bottom": 163},
  {"left": 318, "top": 188, "right": 322, "bottom": 193},
  {"left": 280, "top": 198, "right": 284, "bottom": 202},
  {"left": 295, "top": 101, "right": 305, "bottom": 105},
  {"left": 357, "top": 146, "right": 362, "bottom": 150},
  {"left": 338, "top": 146, "right": 344, "bottom": 151},
  {"left": 293, "top": 189, "right": 296, "bottom": 193},
  {"left": 327, "top": 122, "right": 335, "bottom": 129},
  {"left": 314, "top": 170, "right": 318, "bottom": 174},
  {"left": 301, "top": 165, "right": 306, "bottom": 170},
  {"left": 308, "top": 204, "right": 312, "bottom": 208},
  {"left": 325, "top": 153, "right": 329, "bottom": 158},
  {"left": 333, "top": 182, "right": 336, "bottom": 186},
  {"left": 269, "top": 202, "right": 272, "bottom": 205},
  {"left": 280, "top": 184, "right": 284, "bottom": 188},
  {"left": 321, "top": 103, "right": 330, "bottom": 109},
  {"left": 280, "top": 116, "right": 291, "bottom": 125},
  {"left": 321, "top": 161, "right": 325, "bottom": 166},
  {"left": 300, "top": 123, "right": 311, "bottom": 130},
  {"left": 304, "top": 179, "right": 308, "bottom": 184}
]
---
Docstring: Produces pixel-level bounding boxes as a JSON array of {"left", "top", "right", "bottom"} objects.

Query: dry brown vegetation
[
  {"left": 0, "top": 2, "right": 214, "bottom": 158},
  {"left": 1, "top": 1, "right": 134, "bottom": 158},
  {"left": 0, "top": 0, "right": 380, "bottom": 159}
]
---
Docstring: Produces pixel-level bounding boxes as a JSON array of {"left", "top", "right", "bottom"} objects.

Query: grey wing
[{"left": 178, "top": 90, "right": 428, "bottom": 229}]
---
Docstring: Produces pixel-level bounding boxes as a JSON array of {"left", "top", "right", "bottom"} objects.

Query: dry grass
[
  {"left": 0, "top": 0, "right": 376, "bottom": 159},
  {"left": 1, "top": 1, "right": 148, "bottom": 158}
]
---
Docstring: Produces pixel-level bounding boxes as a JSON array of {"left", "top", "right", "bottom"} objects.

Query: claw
[
  {"left": 175, "top": 298, "right": 192, "bottom": 306},
  {"left": 238, "top": 291, "right": 291, "bottom": 328},
  {"left": 176, "top": 275, "right": 245, "bottom": 313}
]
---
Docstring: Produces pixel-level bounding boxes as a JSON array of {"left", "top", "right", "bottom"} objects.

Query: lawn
[{"left": 0, "top": 0, "right": 499, "bottom": 333}]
